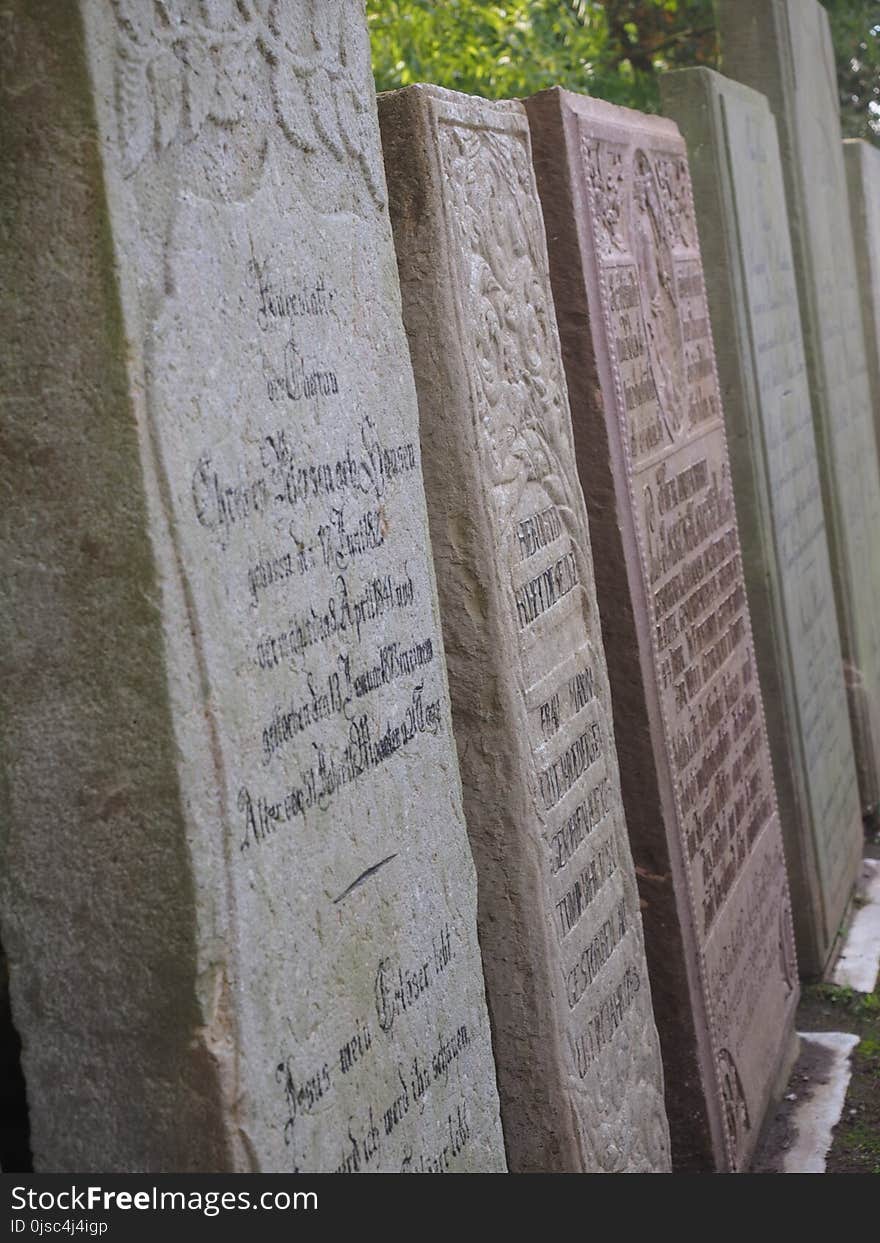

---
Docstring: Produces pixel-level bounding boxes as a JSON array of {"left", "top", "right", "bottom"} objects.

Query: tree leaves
[
  {"left": 366, "top": 0, "right": 877, "bottom": 145},
  {"left": 366, "top": 0, "right": 718, "bottom": 113},
  {"left": 822, "top": 0, "right": 880, "bottom": 142}
]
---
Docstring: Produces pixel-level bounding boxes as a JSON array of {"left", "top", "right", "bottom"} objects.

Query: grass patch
[
  {"left": 808, "top": 983, "right": 880, "bottom": 1020},
  {"left": 798, "top": 984, "right": 880, "bottom": 1173}
]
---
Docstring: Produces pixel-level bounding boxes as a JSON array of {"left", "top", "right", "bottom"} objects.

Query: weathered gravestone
[
  {"left": 526, "top": 88, "right": 799, "bottom": 1172},
  {"left": 720, "top": 0, "right": 880, "bottom": 823},
  {"left": 0, "top": 1, "right": 506, "bottom": 1172},
  {"left": 378, "top": 85, "right": 671, "bottom": 1173},
  {"left": 844, "top": 139, "right": 880, "bottom": 462},
  {"left": 660, "top": 69, "right": 863, "bottom": 977}
]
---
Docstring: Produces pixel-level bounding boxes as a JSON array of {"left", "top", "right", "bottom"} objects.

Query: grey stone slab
[
  {"left": 844, "top": 139, "right": 880, "bottom": 468},
  {"left": 660, "top": 69, "right": 862, "bottom": 976},
  {"left": 379, "top": 84, "right": 670, "bottom": 1173},
  {"left": 527, "top": 86, "right": 799, "bottom": 1172},
  {"left": 0, "top": 1, "right": 505, "bottom": 1173},
  {"left": 720, "top": 0, "right": 880, "bottom": 821}
]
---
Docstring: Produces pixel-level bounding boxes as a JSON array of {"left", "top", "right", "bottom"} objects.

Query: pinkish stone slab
[
  {"left": 527, "top": 87, "right": 799, "bottom": 1172},
  {"left": 379, "top": 84, "right": 670, "bottom": 1173}
]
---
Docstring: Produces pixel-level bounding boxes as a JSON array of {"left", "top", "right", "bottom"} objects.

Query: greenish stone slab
[
  {"left": 719, "top": 0, "right": 880, "bottom": 823},
  {"left": 844, "top": 139, "right": 880, "bottom": 468}
]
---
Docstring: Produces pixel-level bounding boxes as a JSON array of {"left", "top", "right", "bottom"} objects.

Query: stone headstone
[
  {"left": 527, "top": 88, "right": 799, "bottom": 1172},
  {"left": 719, "top": 0, "right": 880, "bottom": 822},
  {"left": 378, "top": 85, "right": 670, "bottom": 1173},
  {"left": 0, "top": 1, "right": 505, "bottom": 1173},
  {"left": 844, "top": 139, "right": 880, "bottom": 463},
  {"left": 660, "top": 69, "right": 863, "bottom": 976}
]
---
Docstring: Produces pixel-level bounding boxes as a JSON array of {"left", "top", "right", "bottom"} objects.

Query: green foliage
[
  {"left": 367, "top": 0, "right": 717, "bottom": 114},
  {"left": 822, "top": 0, "right": 880, "bottom": 142},
  {"left": 810, "top": 983, "right": 880, "bottom": 1020},
  {"left": 836, "top": 1120, "right": 880, "bottom": 1174},
  {"left": 367, "top": 1, "right": 878, "bottom": 144}
]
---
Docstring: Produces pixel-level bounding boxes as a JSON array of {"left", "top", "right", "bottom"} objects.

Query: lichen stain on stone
[{"left": 95, "top": 785, "right": 131, "bottom": 822}]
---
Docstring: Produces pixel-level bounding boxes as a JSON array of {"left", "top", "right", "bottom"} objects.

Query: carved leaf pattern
[
  {"left": 581, "top": 138, "right": 628, "bottom": 256},
  {"left": 150, "top": 48, "right": 185, "bottom": 151},
  {"left": 309, "top": 0, "right": 344, "bottom": 56},
  {"left": 439, "top": 122, "right": 588, "bottom": 570},
  {"left": 216, "top": 43, "right": 252, "bottom": 123},
  {"left": 630, "top": 148, "right": 688, "bottom": 440},
  {"left": 110, "top": 0, "right": 154, "bottom": 46},
  {"left": 305, "top": 67, "right": 346, "bottom": 160},
  {"left": 717, "top": 1048, "right": 751, "bottom": 1170},
  {"left": 336, "top": 81, "right": 386, "bottom": 209},
  {"left": 109, "top": 0, "right": 384, "bottom": 205},
  {"left": 197, "top": 0, "right": 241, "bottom": 25},
  {"left": 654, "top": 155, "right": 696, "bottom": 250},
  {"left": 269, "top": 57, "right": 321, "bottom": 153},
  {"left": 183, "top": 40, "right": 215, "bottom": 136},
  {"left": 116, "top": 45, "right": 152, "bottom": 176}
]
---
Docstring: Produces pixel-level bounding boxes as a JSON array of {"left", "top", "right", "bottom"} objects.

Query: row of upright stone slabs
[
  {"left": 660, "top": 69, "right": 863, "bottom": 977},
  {"left": 720, "top": 0, "right": 880, "bottom": 823},
  {"left": 0, "top": 0, "right": 506, "bottom": 1172},
  {"left": 379, "top": 85, "right": 671, "bottom": 1173},
  {"left": 845, "top": 139, "right": 880, "bottom": 456},
  {"left": 526, "top": 88, "right": 799, "bottom": 1172}
]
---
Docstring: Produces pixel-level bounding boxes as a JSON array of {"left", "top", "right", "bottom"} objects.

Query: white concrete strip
[
  {"left": 832, "top": 858, "right": 880, "bottom": 993},
  {"left": 781, "top": 1032, "right": 860, "bottom": 1174}
]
